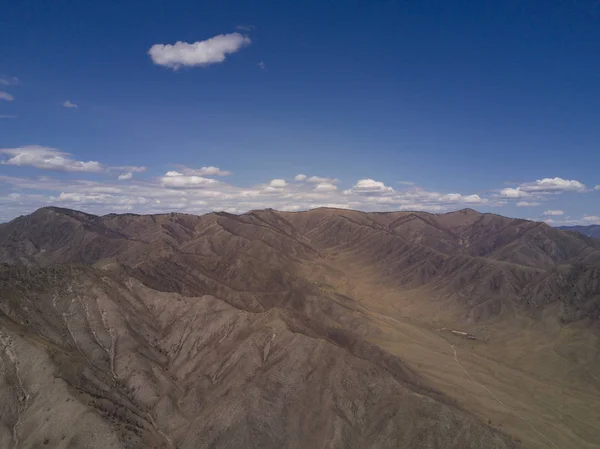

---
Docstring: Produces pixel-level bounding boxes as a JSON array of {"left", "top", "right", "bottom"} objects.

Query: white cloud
[
  {"left": 63, "top": 100, "right": 78, "bottom": 108},
  {"left": 516, "top": 201, "right": 541, "bottom": 207},
  {"left": 148, "top": 33, "right": 251, "bottom": 70},
  {"left": 427, "top": 192, "right": 487, "bottom": 204},
  {"left": 118, "top": 173, "right": 133, "bottom": 180},
  {"left": 499, "top": 187, "right": 529, "bottom": 198},
  {"left": 400, "top": 188, "right": 488, "bottom": 206},
  {"left": 306, "top": 176, "right": 339, "bottom": 184},
  {"left": 0, "top": 146, "right": 103, "bottom": 173},
  {"left": 520, "top": 177, "right": 586, "bottom": 193},
  {"left": 0, "top": 76, "right": 20, "bottom": 86},
  {"left": 314, "top": 182, "right": 337, "bottom": 192},
  {"left": 543, "top": 209, "right": 564, "bottom": 216},
  {"left": 0, "top": 172, "right": 501, "bottom": 220},
  {"left": 295, "top": 174, "right": 307, "bottom": 181},
  {"left": 268, "top": 179, "right": 287, "bottom": 188},
  {"left": 397, "top": 181, "right": 415, "bottom": 186},
  {"left": 0, "top": 167, "right": 511, "bottom": 221},
  {"left": 595, "top": 185, "right": 600, "bottom": 191},
  {"left": 462, "top": 194, "right": 485, "bottom": 204},
  {"left": 173, "top": 165, "right": 231, "bottom": 176},
  {"left": 257, "top": 61, "right": 266, "bottom": 70},
  {"left": 55, "top": 192, "right": 149, "bottom": 207},
  {"left": 440, "top": 193, "right": 462, "bottom": 202},
  {"left": 110, "top": 165, "right": 146, "bottom": 173},
  {"left": 345, "top": 179, "right": 394, "bottom": 195},
  {"left": 260, "top": 186, "right": 285, "bottom": 195},
  {"left": 0, "top": 92, "right": 14, "bottom": 101},
  {"left": 0, "top": 115, "right": 16, "bottom": 119},
  {"left": 500, "top": 177, "right": 587, "bottom": 201},
  {"left": 236, "top": 25, "right": 254, "bottom": 31},
  {"left": 160, "top": 171, "right": 218, "bottom": 188},
  {"left": 531, "top": 214, "right": 600, "bottom": 226}
]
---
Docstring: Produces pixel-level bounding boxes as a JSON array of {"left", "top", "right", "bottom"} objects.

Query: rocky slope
[
  {"left": 1, "top": 206, "right": 600, "bottom": 448},
  {"left": 0, "top": 264, "right": 514, "bottom": 449},
  {"left": 2, "top": 207, "right": 598, "bottom": 322}
]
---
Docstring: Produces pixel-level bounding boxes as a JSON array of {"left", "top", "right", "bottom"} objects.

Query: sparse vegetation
[{"left": 0, "top": 207, "right": 599, "bottom": 448}]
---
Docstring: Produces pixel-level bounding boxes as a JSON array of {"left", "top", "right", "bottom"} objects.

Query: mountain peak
[{"left": 452, "top": 208, "right": 481, "bottom": 215}]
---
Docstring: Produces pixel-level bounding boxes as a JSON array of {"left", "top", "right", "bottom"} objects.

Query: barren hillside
[{"left": 1, "top": 207, "right": 599, "bottom": 449}]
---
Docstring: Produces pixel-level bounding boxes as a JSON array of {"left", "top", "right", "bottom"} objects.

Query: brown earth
[{"left": 0, "top": 206, "right": 599, "bottom": 448}]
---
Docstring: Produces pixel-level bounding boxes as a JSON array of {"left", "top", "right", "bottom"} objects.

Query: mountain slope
[
  {"left": 0, "top": 264, "right": 514, "bottom": 449},
  {"left": 559, "top": 225, "right": 600, "bottom": 240},
  {"left": 1, "top": 206, "right": 600, "bottom": 448},
  {"left": 2, "top": 206, "right": 600, "bottom": 323},
  {"left": 4, "top": 207, "right": 600, "bottom": 323}
]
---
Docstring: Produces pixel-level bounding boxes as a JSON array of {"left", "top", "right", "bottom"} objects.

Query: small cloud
[
  {"left": 63, "top": 100, "right": 78, "bottom": 108},
  {"left": 110, "top": 165, "right": 146, "bottom": 173},
  {"left": 583, "top": 215, "right": 600, "bottom": 222},
  {"left": 397, "top": 181, "right": 415, "bottom": 185},
  {"left": 499, "top": 187, "right": 529, "bottom": 198},
  {"left": 268, "top": 179, "right": 287, "bottom": 188},
  {"left": 0, "top": 92, "right": 14, "bottom": 101},
  {"left": 0, "top": 114, "right": 16, "bottom": 119},
  {"left": 0, "top": 145, "right": 103, "bottom": 173},
  {"left": 461, "top": 194, "right": 485, "bottom": 204},
  {"left": 295, "top": 174, "right": 307, "bottom": 181},
  {"left": 118, "top": 172, "right": 133, "bottom": 180},
  {"left": 54, "top": 192, "right": 149, "bottom": 207},
  {"left": 257, "top": 61, "right": 266, "bottom": 70},
  {"left": 499, "top": 177, "right": 587, "bottom": 200},
  {"left": 543, "top": 209, "right": 564, "bottom": 216},
  {"left": 314, "top": 182, "right": 337, "bottom": 192},
  {"left": 595, "top": 185, "right": 600, "bottom": 191},
  {"left": 161, "top": 170, "right": 218, "bottom": 188},
  {"left": 0, "top": 76, "right": 20, "bottom": 86},
  {"left": 516, "top": 201, "right": 541, "bottom": 207},
  {"left": 307, "top": 176, "right": 339, "bottom": 184},
  {"left": 345, "top": 179, "right": 394, "bottom": 195},
  {"left": 148, "top": 33, "right": 251, "bottom": 70},
  {"left": 236, "top": 25, "right": 255, "bottom": 31},
  {"left": 522, "top": 177, "right": 586, "bottom": 193},
  {"left": 172, "top": 165, "right": 231, "bottom": 176}
]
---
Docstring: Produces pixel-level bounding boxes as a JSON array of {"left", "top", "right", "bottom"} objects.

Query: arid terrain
[
  {"left": 1, "top": 206, "right": 599, "bottom": 449},
  {"left": 559, "top": 225, "right": 600, "bottom": 240}
]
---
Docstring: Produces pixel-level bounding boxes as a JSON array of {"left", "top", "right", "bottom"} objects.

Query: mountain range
[
  {"left": 558, "top": 225, "right": 600, "bottom": 240},
  {"left": 0, "top": 206, "right": 599, "bottom": 449}
]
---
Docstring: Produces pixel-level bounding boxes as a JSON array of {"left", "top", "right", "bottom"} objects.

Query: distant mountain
[
  {"left": 558, "top": 224, "right": 600, "bottom": 239},
  {"left": 2, "top": 207, "right": 598, "bottom": 321},
  {"left": 1, "top": 206, "right": 600, "bottom": 448}
]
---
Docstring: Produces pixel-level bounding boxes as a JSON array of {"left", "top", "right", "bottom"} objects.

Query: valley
[{"left": 0, "top": 206, "right": 599, "bottom": 448}]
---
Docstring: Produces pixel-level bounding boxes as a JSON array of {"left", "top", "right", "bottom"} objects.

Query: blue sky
[{"left": 1, "top": 0, "right": 599, "bottom": 224}]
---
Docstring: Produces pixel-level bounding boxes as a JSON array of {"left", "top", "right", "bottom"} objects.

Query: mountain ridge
[
  {"left": 1, "top": 206, "right": 600, "bottom": 448},
  {"left": 2, "top": 206, "right": 600, "bottom": 321},
  {"left": 559, "top": 224, "right": 600, "bottom": 240}
]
